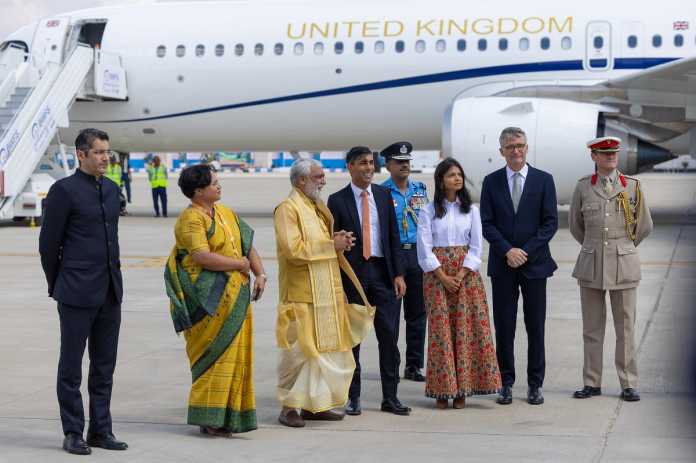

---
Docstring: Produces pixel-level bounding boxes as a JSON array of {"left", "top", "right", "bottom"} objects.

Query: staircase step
[
  {"left": 0, "top": 108, "right": 16, "bottom": 116},
  {"left": 13, "top": 87, "right": 32, "bottom": 96}
]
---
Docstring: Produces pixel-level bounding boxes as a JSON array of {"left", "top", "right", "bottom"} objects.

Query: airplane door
[
  {"left": 585, "top": 21, "right": 613, "bottom": 71},
  {"left": 31, "top": 16, "right": 71, "bottom": 67}
]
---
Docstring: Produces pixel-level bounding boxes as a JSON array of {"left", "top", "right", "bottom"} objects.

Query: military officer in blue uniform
[{"left": 381, "top": 142, "right": 429, "bottom": 382}]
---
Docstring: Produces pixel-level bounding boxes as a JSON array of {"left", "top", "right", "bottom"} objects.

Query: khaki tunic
[{"left": 569, "top": 172, "right": 653, "bottom": 290}]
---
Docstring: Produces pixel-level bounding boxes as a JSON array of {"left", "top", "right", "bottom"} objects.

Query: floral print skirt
[{"left": 423, "top": 246, "right": 501, "bottom": 399}]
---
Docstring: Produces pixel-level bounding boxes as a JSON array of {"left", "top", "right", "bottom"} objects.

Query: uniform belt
[
  {"left": 585, "top": 231, "right": 628, "bottom": 240},
  {"left": 401, "top": 243, "right": 416, "bottom": 250}
]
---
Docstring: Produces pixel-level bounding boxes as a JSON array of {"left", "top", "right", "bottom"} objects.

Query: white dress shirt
[
  {"left": 506, "top": 163, "right": 529, "bottom": 196},
  {"left": 416, "top": 200, "right": 483, "bottom": 273},
  {"left": 350, "top": 182, "right": 383, "bottom": 258}
]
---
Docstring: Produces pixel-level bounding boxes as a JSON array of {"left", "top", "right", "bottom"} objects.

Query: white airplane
[{"left": 1, "top": 0, "right": 694, "bottom": 205}]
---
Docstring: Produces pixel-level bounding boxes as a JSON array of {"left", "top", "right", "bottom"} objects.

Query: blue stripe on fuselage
[{"left": 93, "top": 57, "right": 678, "bottom": 123}]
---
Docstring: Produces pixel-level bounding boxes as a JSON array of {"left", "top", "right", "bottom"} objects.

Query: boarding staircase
[{"left": 0, "top": 43, "right": 94, "bottom": 220}]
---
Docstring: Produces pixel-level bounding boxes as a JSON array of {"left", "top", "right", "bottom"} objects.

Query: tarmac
[{"left": 0, "top": 172, "right": 694, "bottom": 462}]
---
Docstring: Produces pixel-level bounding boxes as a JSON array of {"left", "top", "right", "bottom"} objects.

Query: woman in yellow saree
[{"left": 164, "top": 164, "right": 266, "bottom": 436}]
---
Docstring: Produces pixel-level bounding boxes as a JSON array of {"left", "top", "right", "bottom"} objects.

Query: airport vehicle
[{"left": 0, "top": 0, "right": 694, "bottom": 219}]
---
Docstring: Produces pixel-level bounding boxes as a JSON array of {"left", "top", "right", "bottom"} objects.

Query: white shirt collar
[
  {"left": 350, "top": 182, "right": 372, "bottom": 198},
  {"left": 506, "top": 163, "right": 528, "bottom": 179}
]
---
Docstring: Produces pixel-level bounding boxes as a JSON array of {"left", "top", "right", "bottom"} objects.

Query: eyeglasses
[
  {"left": 503, "top": 144, "right": 527, "bottom": 152},
  {"left": 89, "top": 149, "right": 115, "bottom": 156}
]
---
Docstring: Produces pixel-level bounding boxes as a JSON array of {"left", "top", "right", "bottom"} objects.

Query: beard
[{"left": 303, "top": 182, "right": 322, "bottom": 201}]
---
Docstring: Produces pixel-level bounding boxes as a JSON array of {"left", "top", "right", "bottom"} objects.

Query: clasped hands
[
  {"left": 437, "top": 267, "right": 470, "bottom": 294},
  {"left": 333, "top": 230, "right": 356, "bottom": 251},
  {"left": 506, "top": 247, "right": 528, "bottom": 268}
]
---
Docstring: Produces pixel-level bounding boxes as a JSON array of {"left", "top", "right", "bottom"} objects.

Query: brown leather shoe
[
  {"left": 199, "top": 426, "right": 231, "bottom": 437},
  {"left": 453, "top": 397, "right": 466, "bottom": 409},
  {"left": 300, "top": 409, "right": 345, "bottom": 421},
  {"left": 435, "top": 399, "right": 448, "bottom": 409},
  {"left": 278, "top": 409, "right": 305, "bottom": 428}
]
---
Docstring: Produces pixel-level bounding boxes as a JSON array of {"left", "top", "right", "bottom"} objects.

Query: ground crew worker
[
  {"left": 147, "top": 155, "right": 168, "bottom": 217},
  {"left": 569, "top": 136, "right": 653, "bottom": 402},
  {"left": 381, "top": 141, "right": 428, "bottom": 382}
]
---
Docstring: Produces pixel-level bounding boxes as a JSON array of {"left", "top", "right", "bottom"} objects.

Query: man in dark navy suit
[
  {"left": 327, "top": 146, "right": 409, "bottom": 416},
  {"left": 480, "top": 127, "right": 558, "bottom": 406},
  {"left": 39, "top": 128, "right": 128, "bottom": 455}
]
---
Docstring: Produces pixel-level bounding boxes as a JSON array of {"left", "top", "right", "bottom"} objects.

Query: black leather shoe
[
  {"left": 404, "top": 366, "right": 425, "bottom": 382},
  {"left": 345, "top": 397, "right": 361, "bottom": 416},
  {"left": 63, "top": 433, "right": 91, "bottom": 455},
  {"left": 573, "top": 386, "right": 602, "bottom": 399},
  {"left": 527, "top": 386, "right": 544, "bottom": 405},
  {"left": 496, "top": 385, "right": 513, "bottom": 405},
  {"left": 86, "top": 433, "right": 128, "bottom": 451},
  {"left": 380, "top": 397, "right": 411, "bottom": 416},
  {"left": 621, "top": 388, "right": 641, "bottom": 402}
]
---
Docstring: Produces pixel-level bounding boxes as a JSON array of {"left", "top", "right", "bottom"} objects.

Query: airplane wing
[{"left": 605, "top": 55, "right": 696, "bottom": 95}]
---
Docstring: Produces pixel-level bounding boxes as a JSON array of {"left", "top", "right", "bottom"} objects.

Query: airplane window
[
  {"left": 314, "top": 42, "right": 324, "bottom": 55},
  {"left": 627, "top": 35, "right": 638, "bottom": 48},
  {"left": 593, "top": 36, "right": 603, "bottom": 49},
  {"left": 375, "top": 40, "right": 385, "bottom": 54},
  {"left": 176, "top": 45, "right": 185, "bottom": 57},
  {"left": 274, "top": 43, "right": 284, "bottom": 55},
  {"left": 215, "top": 44, "right": 224, "bottom": 57},
  {"left": 499, "top": 38, "right": 508, "bottom": 51},
  {"left": 355, "top": 41, "right": 364, "bottom": 54},
  {"left": 395, "top": 40, "right": 405, "bottom": 53},
  {"left": 235, "top": 43, "right": 244, "bottom": 56},
  {"left": 293, "top": 42, "right": 304, "bottom": 55},
  {"left": 478, "top": 39, "right": 487, "bottom": 51},
  {"left": 652, "top": 34, "right": 662, "bottom": 47},
  {"left": 255, "top": 43, "right": 264, "bottom": 56},
  {"left": 335, "top": 41, "right": 344, "bottom": 54},
  {"left": 519, "top": 37, "right": 529, "bottom": 51},
  {"left": 195, "top": 44, "right": 205, "bottom": 57},
  {"left": 674, "top": 34, "right": 684, "bottom": 47},
  {"left": 561, "top": 36, "right": 572, "bottom": 50},
  {"left": 415, "top": 40, "right": 426, "bottom": 53},
  {"left": 156, "top": 45, "right": 166, "bottom": 58},
  {"left": 436, "top": 39, "right": 446, "bottom": 52},
  {"left": 457, "top": 39, "right": 466, "bottom": 52},
  {"left": 541, "top": 37, "right": 551, "bottom": 50}
]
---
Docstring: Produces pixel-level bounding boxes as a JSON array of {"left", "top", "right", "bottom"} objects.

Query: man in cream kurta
[{"left": 274, "top": 159, "right": 374, "bottom": 428}]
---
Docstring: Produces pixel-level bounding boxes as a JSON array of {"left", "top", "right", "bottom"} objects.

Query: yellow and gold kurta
[
  {"left": 165, "top": 204, "right": 256, "bottom": 432},
  {"left": 274, "top": 188, "right": 374, "bottom": 412}
]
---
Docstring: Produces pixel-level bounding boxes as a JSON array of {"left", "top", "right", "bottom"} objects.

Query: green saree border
[{"left": 187, "top": 406, "right": 257, "bottom": 433}]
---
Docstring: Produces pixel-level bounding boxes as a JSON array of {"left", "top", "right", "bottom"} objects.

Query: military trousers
[{"left": 580, "top": 287, "right": 638, "bottom": 389}]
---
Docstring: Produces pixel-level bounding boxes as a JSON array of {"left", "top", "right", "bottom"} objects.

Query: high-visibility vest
[
  {"left": 147, "top": 165, "right": 168, "bottom": 188},
  {"left": 105, "top": 163, "right": 122, "bottom": 187}
]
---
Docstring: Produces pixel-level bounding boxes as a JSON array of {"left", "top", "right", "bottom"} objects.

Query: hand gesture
[{"left": 505, "top": 248, "right": 528, "bottom": 268}]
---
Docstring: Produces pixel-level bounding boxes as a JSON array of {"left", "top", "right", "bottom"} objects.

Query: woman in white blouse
[{"left": 416, "top": 158, "right": 501, "bottom": 409}]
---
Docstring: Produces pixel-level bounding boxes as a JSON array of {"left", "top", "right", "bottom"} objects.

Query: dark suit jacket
[
  {"left": 39, "top": 169, "right": 123, "bottom": 308},
  {"left": 327, "top": 183, "right": 405, "bottom": 289},
  {"left": 480, "top": 165, "right": 558, "bottom": 279}
]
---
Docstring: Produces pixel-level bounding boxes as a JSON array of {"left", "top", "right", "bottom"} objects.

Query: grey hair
[
  {"left": 290, "top": 158, "right": 323, "bottom": 187},
  {"left": 499, "top": 127, "right": 527, "bottom": 147}
]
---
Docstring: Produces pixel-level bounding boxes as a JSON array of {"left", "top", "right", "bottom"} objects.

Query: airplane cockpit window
[
  {"left": 457, "top": 39, "right": 466, "bottom": 52},
  {"left": 176, "top": 45, "right": 185, "bottom": 57},
  {"left": 519, "top": 37, "right": 530, "bottom": 51},
  {"left": 235, "top": 43, "right": 244, "bottom": 56},
  {"left": 274, "top": 43, "right": 284, "bottom": 55},
  {"left": 499, "top": 38, "right": 508, "bottom": 51},
  {"left": 156, "top": 45, "right": 166, "bottom": 58},
  {"left": 478, "top": 39, "right": 487, "bottom": 51},
  {"left": 561, "top": 36, "right": 572, "bottom": 50},
  {"left": 375, "top": 40, "right": 385, "bottom": 54},
  {"left": 415, "top": 40, "right": 426, "bottom": 53},
  {"left": 674, "top": 34, "right": 684, "bottom": 47},
  {"left": 313, "top": 42, "right": 324, "bottom": 55},
  {"left": 195, "top": 44, "right": 205, "bottom": 57},
  {"left": 355, "top": 41, "right": 364, "bottom": 54},
  {"left": 395, "top": 40, "right": 405, "bottom": 53},
  {"left": 541, "top": 37, "right": 551, "bottom": 50},
  {"left": 294, "top": 42, "right": 304, "bottom": 55},
  {"left": 334, "top": 42, "right": 344, "bottom": 54},
  {"left": 215, "top": 44, "right": 224, "bottom": 57},
  {"left": 436, "top": 39, "right": 446, "bottom": 52},
  {"left": 255, "top": 43, "right": 264, "bottom": 56},
  {"left": 652, "top": 34, "right": 662, "bottom": 47}
]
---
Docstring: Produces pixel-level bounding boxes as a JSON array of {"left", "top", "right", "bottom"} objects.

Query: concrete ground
[{"left": 0, "top": 172, "right": 694, "bottom": 462}]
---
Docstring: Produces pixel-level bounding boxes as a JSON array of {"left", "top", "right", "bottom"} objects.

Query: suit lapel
[
  {"left": 590, "top": 176, "right": 610, "bottom": 200},
  {"left": 373, "top": 185, "right": 388, "bottom": 250},
  {"left": 517, "top": 165, "right": 534, "bottom": 210},
  {"left": 343, "top": 185, "right": 362, "bottom": 241},
  {"left": 607, "top": 171, "right": 627, "bottom": 200},
  {"left": 499, "top": 168, "right": 515, "bottom": 215}
]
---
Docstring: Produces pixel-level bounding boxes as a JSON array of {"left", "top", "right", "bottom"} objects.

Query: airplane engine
[{"left": 442, "top": 97, "right": 672, "bottom": 204}]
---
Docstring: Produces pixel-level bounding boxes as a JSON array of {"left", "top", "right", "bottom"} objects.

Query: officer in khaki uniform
[{"left": 569, "top": 136, "right": 653, "bottom": 402}]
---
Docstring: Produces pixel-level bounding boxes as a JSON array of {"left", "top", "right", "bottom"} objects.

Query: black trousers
[
  {"left": 57, "top": 286, "right": 121, "bottom": 436},
  {"left": 491, "top": 272, "right": 547, "bottom": 388},
  {"left": 348, "top": 258, "right": 401, "bottom": 400},
  {"left": 401, "top": 247, "right": 426, "bottom": 370},
  {"left": 151, "top": 187, "right": 167, "bottom": 217}
]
